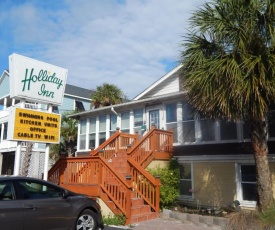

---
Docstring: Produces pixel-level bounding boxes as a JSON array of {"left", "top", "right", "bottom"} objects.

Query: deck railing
[
  {"left": 127, "top": 157, "right": 161, "bottom": 212},
  {"left": 90, "top": 129, "right": 138, "bottom": 160},
  {"left": 128, "top": 125, "right": 173, "bottom": 166}
]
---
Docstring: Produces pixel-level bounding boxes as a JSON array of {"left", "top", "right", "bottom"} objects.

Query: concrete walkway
[{"left": 130, "top": 217, "right": 222, "bottom": 230}]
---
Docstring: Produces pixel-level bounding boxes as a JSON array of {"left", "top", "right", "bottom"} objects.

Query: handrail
[
  {"left": 90, "top": 128, "right": 138, "bottom": 160},
  {"left": 48, "top": 156, "right": 132, "bottom": 221},
  {"left": 128, "top": 125, "right": 173, "bottom": 165},
  {"left": 48, "top": 157, "right": 65, "bottom": 185},
  {"left": 99, "top": 156, "right": 132, "bottom": 219},
  {"left": 127, "top": 157, "right": 161, "bottom": 213}
]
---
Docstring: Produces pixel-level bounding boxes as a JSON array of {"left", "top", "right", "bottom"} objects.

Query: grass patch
[
  {"left": 260, "top": 207, "right": 275, "bottom": 229},
  {"left": 226, "top": 210, "right": 263, "bottom": 230},
  {"left": 103, "top": 213, "right": 126, "bottom": 226},
  {"left": 226, "top": 208, "right": 275, "bottom": 230}
]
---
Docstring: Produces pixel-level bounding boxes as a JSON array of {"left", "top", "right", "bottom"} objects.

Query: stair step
[
  {"left": 129, "top": 212, "right": 159, "bottom": 224},
  {"left": 131, "top": 205, "right": 151, "bottom": 215},
  {"left": 131, "top": 198, "right": 144, "bottom": 206}
]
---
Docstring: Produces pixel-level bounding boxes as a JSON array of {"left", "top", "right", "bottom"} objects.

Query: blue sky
[{"left": 0, "top": 0, "right": 206, "bottom": 99}]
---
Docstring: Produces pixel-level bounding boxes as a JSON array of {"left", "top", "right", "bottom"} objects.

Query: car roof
[
  {"left": 0, "top": 175, "right": 39, "bottom": 180},
  {"left": 0, "top": 176, "right": 56, "bottom": 185}
]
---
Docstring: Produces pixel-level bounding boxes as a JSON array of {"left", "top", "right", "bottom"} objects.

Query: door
[
  {"left": 1, "top": 152, "right": 15, "bottom": 175},
  {"left": 16, "top": 180, "right": 73, "bottom": 230},
  {"left": 149, "top": 110, "right": 160, "bottom": 129}
]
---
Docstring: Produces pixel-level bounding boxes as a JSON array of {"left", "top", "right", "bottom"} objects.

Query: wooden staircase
[{"left": 48, "top": 125, "right": 173, "bottom": 224}]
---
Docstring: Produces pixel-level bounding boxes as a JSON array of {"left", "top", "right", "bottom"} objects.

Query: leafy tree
[
  {"left": 180, "top": 0, "right": 275, "bottom": 211},
  {"left": 91, "top": 83, "right": 126, "bottom": 108}
]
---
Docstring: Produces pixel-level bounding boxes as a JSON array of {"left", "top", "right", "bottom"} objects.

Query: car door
[
  {"left": 0, "top": 181, "right": 24, "bottom": 230},
  {"left": 16, "top": 180, "right": 75, "bottom": 230}
]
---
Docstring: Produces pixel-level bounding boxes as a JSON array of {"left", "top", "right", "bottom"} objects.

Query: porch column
[
  {"left": 43, "top": 104, "right": 52, "bottom": 181},
  {"left": 177, "top": 101, "right": 183, "bottom": 144},
  {"left": 129, "top": 110, "right": 134, "bottom": 134},
  {"left": 13, "top": 143, "right": 21, "bottom": 175},
  {"left": 3, "top": 97, "right": 7, "bottom": 110},
  {"left": 106, "top": 114, "right": 110, "bottom": 139},
  {"left": 14, "top": 100, "right": 26, "bottom": 175},
  {"left": 0, "top": 123, "right": 4, "bottom": 142}
]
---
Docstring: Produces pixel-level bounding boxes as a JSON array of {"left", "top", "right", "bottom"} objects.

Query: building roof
[
  {"left": 133, "top": 65, "right": 183, "bottom": 100},
  {"left": 69, "top": 91, "right": 185, "bottom": 119},
  {"left": 68, "top": 65, "right": 186, "bottom": 119},
  {"left": 65, "top": 84, "right": 95, "bottom": 100}
]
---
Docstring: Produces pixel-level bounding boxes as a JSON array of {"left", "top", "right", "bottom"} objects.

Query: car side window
[
  {"left": 0, "top": 181, "right": 15, "bottom": 201},
  {"left": 17, "top": 181, "right": 63, "bottom": 199}
]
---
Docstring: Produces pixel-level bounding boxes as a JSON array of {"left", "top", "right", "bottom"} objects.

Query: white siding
[{"left": 139, "top": 73, "right": 180, "bottom": 99}]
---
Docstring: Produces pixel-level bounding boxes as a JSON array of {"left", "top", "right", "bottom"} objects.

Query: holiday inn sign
[{"left": 9, "top": 53, "right": 68, "bottom": 105}]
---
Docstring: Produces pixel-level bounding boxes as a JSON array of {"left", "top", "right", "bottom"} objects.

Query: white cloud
[{"left": 0, "top": 0, "right": 206, "bottom": 99}]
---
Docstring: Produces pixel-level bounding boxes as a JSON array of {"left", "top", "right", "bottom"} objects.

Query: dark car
[{"left": 0, "top": 176, "right": 104, "bottom": 230}]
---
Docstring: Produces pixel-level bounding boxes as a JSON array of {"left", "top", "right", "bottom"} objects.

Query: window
[
  {"left": 75, "top": 101, "right": 85, "bottom": 112},
  {"left": 110, "top": 114, "right": 117, "bottom": 136},
  {"left": 0, "top": 124, "right": 2, "bottom": 142},
  {"left": 166, "top": 103, "right": 178, "bottom": 143},
  {"left": 89, "top": 117, "right": 96, "bottom": 149},
  {"left": 0, "top": 182, "right": 14, "bottom": 200},
  {"left": 269, "top": 109, "right": 275, "bottom": 138},
  {"left": 242, "top": 122, "right": 250, "bottom": 140},
  {"left": 121, "top": 111, "right": 130, "bottom": 133},
  {"left": 240, "top": 165, "right": 258, "bottom": 202},
  {"left": 18, "top": 181, "right": 62, "bottom": 199},
  {"left": 182, "top": 102, "right": 195, "bottom": 143},
  {"left": 79, "top": 120, "right": 86, "bottom": 149},
  {"left": 200, "top": 118, "right": 215, "bottom": 141},
  {"left": 220, "top": 119, "right": 237, "bottom": 140},
  {"left": 166, "top": 103, "right": 177, "bottom": 123},
  {"left": 179, "top": 163, "right": 193, "bottom": 197},
  {"left": 52, "top": 106, "right": 59, "bottom": 113},
  {"left": 3, "top": 123, "right": 8, "bottom": 140},
  {"left": 99, "top": 115, "right": 106, "bottom": 145},
  {"left": 134, "top": 108, "right": 143, "bottom": 127}
]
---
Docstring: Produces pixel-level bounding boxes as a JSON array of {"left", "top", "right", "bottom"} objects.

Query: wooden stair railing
[
  {"left": 90, "top": 128, "right": 138, "bottom": 160},
  {"left": 127, "top": 125, "right": 173, "bottom": 167},
  {"left": 99, "top": 155, "right": 132, "bottom": 221},
  {"left": 127, "top": 157, "right": 161, "bottom": 213}
]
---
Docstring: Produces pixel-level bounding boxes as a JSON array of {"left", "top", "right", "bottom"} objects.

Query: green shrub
[
  {"left": 147, "top": 158, "right": 180, "bottom": 209},
  {"left": 103, "top": 213, "right": 126, "bottom": 226}
]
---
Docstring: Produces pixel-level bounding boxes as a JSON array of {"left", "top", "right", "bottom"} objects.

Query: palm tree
[
  {"left": 91, "top": 83, "right": 126, "bottom": 108},
  {"left": 180, "top": 0, "right": 275, "bottom": 211},
  {"left": 50, "top": 112, "right": 78, "bottom": 160}
]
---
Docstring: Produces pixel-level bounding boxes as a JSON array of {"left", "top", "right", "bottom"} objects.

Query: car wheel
[{"left": 76, "top": 209, "right": 98, "bottom": 230}]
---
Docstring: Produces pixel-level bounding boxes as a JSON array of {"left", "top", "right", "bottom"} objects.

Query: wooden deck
[{"left": 48, "top": 125, "right": 173, "bottom": 224}]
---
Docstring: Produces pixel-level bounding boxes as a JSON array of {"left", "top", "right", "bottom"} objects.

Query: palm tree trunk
[{"left": 250, "top": 118, "right": 274, "bottom": 211}]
